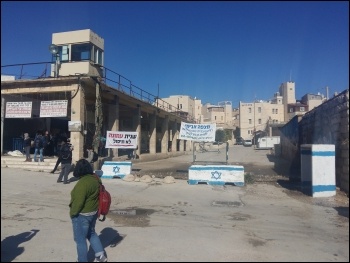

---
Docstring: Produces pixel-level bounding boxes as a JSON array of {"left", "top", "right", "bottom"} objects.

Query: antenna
[{"left": 289, "top": 70, "right": 292, "bottom": 82}]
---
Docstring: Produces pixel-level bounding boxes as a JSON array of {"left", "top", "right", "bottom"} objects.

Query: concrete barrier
[
  {"left": 188, "top": 165, "right": 244, "bottom": 186},
  {"left": 301, "top": 144, "right": 336, "bottom": 197},
  {"left": 101, "top": 161, "right": 132, "bottom": 179}
]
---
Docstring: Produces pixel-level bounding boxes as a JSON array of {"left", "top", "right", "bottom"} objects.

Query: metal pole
[
  {"left": 55, "top": 54, "right": 59, "bottom": 78},
  {"left": 1, "top": 97, "right": 5, "bottom": 155}
]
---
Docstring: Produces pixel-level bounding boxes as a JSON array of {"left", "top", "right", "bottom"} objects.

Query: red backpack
[{"left": 94, "top": 175, "right": 111, "bottom": 222}]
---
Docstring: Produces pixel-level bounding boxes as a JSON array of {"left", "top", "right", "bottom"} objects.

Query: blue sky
[{"left": 1, "top": 1, "right": 349, "bottom": 107}]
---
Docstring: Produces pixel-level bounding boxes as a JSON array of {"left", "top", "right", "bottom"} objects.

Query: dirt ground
[{"left": 133, "top": 161, "right": 349, "bottom": 215}]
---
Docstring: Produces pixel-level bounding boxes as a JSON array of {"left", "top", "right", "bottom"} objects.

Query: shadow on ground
[
  {"left": 87, "top": 227, "right": 124, "bottom": 262},
  {"left": 1, "top": 229, "right": 40, "bottom": 262}
]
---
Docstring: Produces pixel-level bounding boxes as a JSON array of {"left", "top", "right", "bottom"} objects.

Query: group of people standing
[{"left": 23, "top": 130, "right": 69, "bottom": 162}]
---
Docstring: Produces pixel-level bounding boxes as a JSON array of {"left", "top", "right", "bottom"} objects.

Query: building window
[
  {"left": 276, "top": 109, "right": 278, "bottom": 114},
  {"left": 71, "top": 43, "right": 92, "bottom": 61},
  {"left": 61, "top": 45, "right": 69, "bottom": 61},
  {"left": 94, "top": 47, "right": 103, "bottom": 65},
  {"left": 249, "top": 119, "right": 252, "bottom": 124},
  {"left": 290, "top": 108, "right": 293, "bottom": 113},
  {"left": 258, "top": 107, "right": 261, "bottom": 113},
  {"left": 249, "top": 107, "right": 252, "bottom": 113},
  {"left": 300, "top": 107, "right": 305, "bottom": 112},
  {"left": 52, "top": 45, "right": 69, "bottom": 62},
  {"left": 221, "top": 116, "right": 223, "bottom": 120},
  {"left": 215, "top": 116, "right": 217, "bottom": 120},
  {"left": 272, "top": 109, "right": 275, "bottom": 114},
  {"left": 258, "top": 119, "right": 261, "bottom": 124}
]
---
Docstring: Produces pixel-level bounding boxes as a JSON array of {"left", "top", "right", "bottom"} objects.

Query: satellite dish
[{"left": 49, "top": 44, "right": 59, "bottom": 55}]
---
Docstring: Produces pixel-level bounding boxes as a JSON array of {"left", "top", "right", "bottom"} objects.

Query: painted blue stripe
[
  {"left": 103, "top": 162, "right": 132, "bottom": 166},
  {"left": 312, "top": 185, "right": 336, "bottom": 193},
  {"left": 312, "top": 151, "right": 335, "bottom": 156},
  {"left": 301, "top": 150, "right": 335, "bottom": 156},
  {"left": 188, "top": 180, "right": 245, "bottom": 186},
  {"left": 102, "top": 174, "right": 126, "bottom": 178},
  {"left": 103, "top": 173, "right": 126, "bottom": 176},
  {"left": 189, "top": 166, "right": 244, "bottom": 171}
]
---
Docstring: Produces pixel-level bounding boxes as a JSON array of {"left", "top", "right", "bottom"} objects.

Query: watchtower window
[{"left": 71, "top": 43, "right": 92, "bottom": 61}]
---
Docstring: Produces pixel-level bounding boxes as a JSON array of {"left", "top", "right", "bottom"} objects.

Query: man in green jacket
[{"left": 70, "top": 159, "right": 107, "bottom": 262}]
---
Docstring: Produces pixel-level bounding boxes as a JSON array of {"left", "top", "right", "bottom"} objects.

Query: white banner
[
  {"left": 40, "top": 100, "right": 68, "bottom": 117},
  {"left": 179, "top": 122, "right": 216, "bottom": 142},
  {"left": 5, "top": 101, "right": 32, "bottom": 118},
  {"left": 105, "top": 131, "right": 138, "bottom": 149}
]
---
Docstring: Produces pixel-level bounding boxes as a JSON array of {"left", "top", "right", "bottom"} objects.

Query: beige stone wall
[{"left": 280, "top": 89, "right": 349, "bottom": 195}]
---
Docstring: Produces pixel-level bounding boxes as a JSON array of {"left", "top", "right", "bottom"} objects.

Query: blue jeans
[
  {"left": 71, "top": 213, "right": 104, "bottom": 262},
  {"left": 33, "top": 148, "right": 43, "bottom": 162},
  {"left": 57, "top": 163, "right": 71, "bottom": 183}
]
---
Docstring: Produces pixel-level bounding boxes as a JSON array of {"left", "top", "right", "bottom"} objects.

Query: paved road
[
  {"left": 132, "top": 144, "right": 282, "bottom": 179},
  {"left": 1, "top": 146, "right": 349, "bottom": 262}
]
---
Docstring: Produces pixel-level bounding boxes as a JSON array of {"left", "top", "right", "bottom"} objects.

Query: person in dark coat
[
  {"left": 56, "top": 138, "right": 73, "bottom": 184},
  {"left": 23, "top": 133, "right": 32, "bottom": 162}
]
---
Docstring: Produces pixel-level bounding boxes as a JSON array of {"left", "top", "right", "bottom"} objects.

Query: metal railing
[
  {"left": 1, "top": 62, "right": 197, "bottom": 122},
  {"left": 100, "top": 66, "right": 196, "bottom": 122},
  {"left": 1, "top": 62, "right": 52, "bottom": 80}
]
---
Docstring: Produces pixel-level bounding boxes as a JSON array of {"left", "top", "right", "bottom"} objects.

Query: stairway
[{"left": 1, "top": 155, "right": 58, "bottom": 172}]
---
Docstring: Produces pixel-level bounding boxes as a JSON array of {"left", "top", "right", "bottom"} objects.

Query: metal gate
[{"left": 192, "top": 141, "right": 228, "bottom": 164}]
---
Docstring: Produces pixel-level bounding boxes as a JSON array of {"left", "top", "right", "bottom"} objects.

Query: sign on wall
[
  {"left": 105, "top": 131, "right": 138, "bottom": 149},
  {"left": 40, "top": 100, "right": 68, "bottom": 117},
  {"left": 5, "top": 101, "right": 32, "bottom": 118},
  {"left": 179, "top": 122, "right": 216, "bottom": 141},
  {"left": 68, "top": 121, "right": 81, "bottom": 132}
]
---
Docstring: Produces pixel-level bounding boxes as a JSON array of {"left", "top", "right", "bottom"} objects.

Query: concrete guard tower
[{"left": 50, "top": 29, "right": 104, "bottom": 78}]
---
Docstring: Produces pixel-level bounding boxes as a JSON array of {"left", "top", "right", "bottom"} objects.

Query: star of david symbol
[
  {"left": 211, "top": 171, "right": 221, "bottom": 180},
  {"left": 113, "top": 166, "right": 120, "bottom": 174}
]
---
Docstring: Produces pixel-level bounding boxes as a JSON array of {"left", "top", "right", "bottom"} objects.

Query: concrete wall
[{"left": 279, "top": 89, "right": 349, "bottom": 195}]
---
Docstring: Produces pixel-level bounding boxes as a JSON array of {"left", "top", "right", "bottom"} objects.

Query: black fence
[{"left": 1, "top": 62, "right": 196, "bottom": 122}]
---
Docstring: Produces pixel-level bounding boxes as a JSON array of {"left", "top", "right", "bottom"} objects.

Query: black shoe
[
  {"left": 57, "top": 180, "right": 63, "bottom": 183},
  {"left": 50, "top": 171, "right": 55, "bottom": 174}
]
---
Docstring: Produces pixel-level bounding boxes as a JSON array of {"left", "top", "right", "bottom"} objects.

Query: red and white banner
[{"left": 105, "top": 131, "right": 138, "bottom": 149}]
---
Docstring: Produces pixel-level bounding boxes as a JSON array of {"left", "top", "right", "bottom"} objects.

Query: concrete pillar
[
  {"left": 161, "top": 115, "right": 169, "bottom": 153},
  {"left": 108, "top": 95, "right": 119, "bottom": 158},
  {"left": 133, "top": 105, "right": 141, "bottom": 157},
  {"left": 185, "top": 140, "right": 192, "bottom": 151},
  {"left": 179, "top": 139, "right": 184, "bottom": 152},
  {"left": 171, "top": 121, "right": 177, "bottom": 152},
  {"left": 92, "top": 81, "right": 103, "bottom": 170},
  {"left": 175, "top": 122, "right": 180, "bottom": 152},
  {"left": 149, "top": 113, "right": 156, "bottom": 154},
  {"left": 70, "top": 84, "right": 84, "bottom": 163}
]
